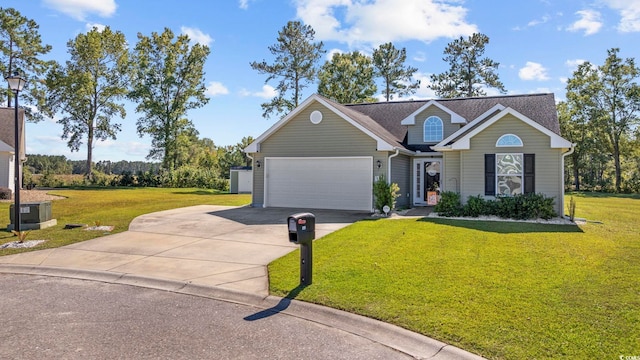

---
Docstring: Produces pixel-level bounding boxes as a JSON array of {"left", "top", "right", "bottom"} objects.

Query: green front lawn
[
  {"left": 269, "top": 193, "right": 640, "bottom": 359},
  {"left": 1, "top": 188, "right": 251, "bottom": 256}
]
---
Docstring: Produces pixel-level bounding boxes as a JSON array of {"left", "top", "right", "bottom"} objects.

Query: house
[
  {"left": 244, "top": 93, "right": 574, "bottom": 215},
  {"left": 0, "top": 107, "right": 26, "bottom": 195}
]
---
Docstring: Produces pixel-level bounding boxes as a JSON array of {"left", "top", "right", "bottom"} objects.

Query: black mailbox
[{"left": 288, "top": 212, "right": 315, "bottom": 244}]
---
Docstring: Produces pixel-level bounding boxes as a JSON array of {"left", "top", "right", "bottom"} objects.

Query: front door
[{"left": 413, "top": 159, "right": 442, "bottom": 206}]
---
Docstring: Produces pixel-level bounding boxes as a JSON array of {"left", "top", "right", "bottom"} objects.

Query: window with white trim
[
  {"left": 496, "top": 134, "right": 523, "bottom": 147},
  {"left": 496, "top": 153, "right": 523, "bottom": 196},
  {"left": 423, "top": 116, "right": 443, "bottom": 142}
]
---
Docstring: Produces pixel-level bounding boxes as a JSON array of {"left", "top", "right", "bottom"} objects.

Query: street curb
[{"left": 0, "top": 264, "right": 485, "bottom": 360}]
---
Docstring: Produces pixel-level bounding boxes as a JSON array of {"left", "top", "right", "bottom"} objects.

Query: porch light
[
  {"left": 376, "top": 160, "right": 382, "bottom": 169},
  {"left": 256, "top": 160, "right": 261, "bottom": 168}
]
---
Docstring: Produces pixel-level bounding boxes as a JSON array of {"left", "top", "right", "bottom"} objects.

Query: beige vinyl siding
[
  {"left": 252, "top": 103, "right": 380, "bottom": 207},
  {"left": 390, "top": 154, "right": 411, "bottom": 208},
  {"left": 407, "top": 106, "right": 461, "bottom": 145},
  {"left": 443, "top": 151, "right": 461, "bottom": 193},
  {"left": 459, "top": 114, "right": 564, "bottom": 214}
]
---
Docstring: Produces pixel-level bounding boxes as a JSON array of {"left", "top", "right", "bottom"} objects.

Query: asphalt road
[{"left": 0, "top": 274, "right": 411, "bottom": 360}]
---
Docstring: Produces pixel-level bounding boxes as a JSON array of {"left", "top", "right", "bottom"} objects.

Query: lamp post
[{"left": 5, "top": 73, "right": 27, "bottom": 234}]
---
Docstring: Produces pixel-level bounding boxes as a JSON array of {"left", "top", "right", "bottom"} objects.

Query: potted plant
[{"left": 427, "top": 182, "right": 440, "bottom": 205}]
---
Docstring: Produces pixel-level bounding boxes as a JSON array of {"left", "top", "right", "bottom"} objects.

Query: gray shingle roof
[
  {"left": 342, "top": 93, "right": 559, "bottom": 151},
  {"left": 0, "top": 107, "right": 26, "bottom": 157}
]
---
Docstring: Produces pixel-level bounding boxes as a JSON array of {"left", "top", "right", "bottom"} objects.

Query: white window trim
[
  {"left": 496, "top": 134, "right": 523, "bottom": 147},
  {"left": 495, "top": 153, "right": 524, "bottom": 196},
  {"left": 423, "top": 116, "right": 443, "bottom": 143}
]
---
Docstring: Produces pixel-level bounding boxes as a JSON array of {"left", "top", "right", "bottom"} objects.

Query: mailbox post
[{"left": 287, "top": 212, "right": 315, "bottom": 285}]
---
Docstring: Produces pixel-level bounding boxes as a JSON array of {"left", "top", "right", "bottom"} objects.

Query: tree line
[
  {"left": 24, "top": 136, "right": 252, "bottom": 179},
  {"left": 559, "top": 48, "right": 640, "bottom": 193}
]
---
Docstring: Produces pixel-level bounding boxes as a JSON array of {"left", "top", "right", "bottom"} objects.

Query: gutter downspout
[
  {"left": 246, "top": 153, "right": 255, "bottom": 207},
  {"left": 387, "top": 149, "right": 400, "bottom": 183},
  {"left": 561, "top": 145, "right": 576, "bottom": 218}
]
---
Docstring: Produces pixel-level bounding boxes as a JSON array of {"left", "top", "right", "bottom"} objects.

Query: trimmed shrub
[
  {"left": 373, "top": 176, "right": 400, "bottom": 213},
  {"left": 436, "top": 192, "right": 556, "bottom": 220},
  {"left": 434, "top": 191, "right": 463, "bottom": 217},
  {"left": 463, "top": 195, "right": 487, "bottom": 217},
  {"left": 0, "top": 187, "right": 11, "bottom": 200}
]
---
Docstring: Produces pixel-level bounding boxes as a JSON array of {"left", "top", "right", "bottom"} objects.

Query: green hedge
[{"left": 434, "top": 192, "right": 557, "bottom": 220}]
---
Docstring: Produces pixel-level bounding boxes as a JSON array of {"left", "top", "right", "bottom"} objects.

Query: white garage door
[{"left": 265, "top": 157, "right": 373, "bottom": 211}]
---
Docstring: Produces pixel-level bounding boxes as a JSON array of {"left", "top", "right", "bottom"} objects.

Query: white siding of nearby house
[{"left": 0, "top": 152, "right": 13, "bottom": 192}]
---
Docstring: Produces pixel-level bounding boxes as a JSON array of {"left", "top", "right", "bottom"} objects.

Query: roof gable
[
  {"left": 399, "top": 100, "right": 466, "bottom": 125},
  {"left": 433, "top": 107, "right": 573, "bottom": 151},
  {"left": 244, "top": 94, "right": 399, "bottom": 153}
]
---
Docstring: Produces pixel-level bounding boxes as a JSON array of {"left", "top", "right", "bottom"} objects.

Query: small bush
[
  {"left": 435, "top": 191, "right": 463, "bottom": 217},
  {"left": 373, "top": 176, "right": 400, "bottom": 213},
  {"left": 0, "top": 187, "right": 11, "bottom": 200},
  {"left": 568, "top": 196, "right": 576, "bottom": 221},
  {"left": 463, "top": 195, "right": 487, "bottom": 217}
]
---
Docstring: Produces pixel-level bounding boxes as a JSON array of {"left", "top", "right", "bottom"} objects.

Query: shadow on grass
[
  {"left": 418, "top": 217, "right": 584, "bottom": 234},
  {"left": 171, "top": 190, "right": 226, "bottom": 196},
  {"left": 243, "top": 285, "right": 307, "bottom": 321}
]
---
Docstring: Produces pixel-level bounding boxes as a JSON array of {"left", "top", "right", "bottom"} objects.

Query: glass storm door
[{"left": 413, "top": 159, "right": 441, "bottom": 205}]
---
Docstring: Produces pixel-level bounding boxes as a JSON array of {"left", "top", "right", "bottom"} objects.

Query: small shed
[{"left": 230, "top": 166, "right": 252, "bottom": 194}]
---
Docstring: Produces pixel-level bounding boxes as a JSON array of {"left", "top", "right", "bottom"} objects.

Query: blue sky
[{"left": 5, "top": 0, "right": 640, "bottom": 162}]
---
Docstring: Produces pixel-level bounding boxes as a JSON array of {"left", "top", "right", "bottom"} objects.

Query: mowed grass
[
  {"left": 0, "top": 188, "right": 251, "bottom": 256},
  {"left": 269, "top": 193, "right": 640, "bottom": 359}
]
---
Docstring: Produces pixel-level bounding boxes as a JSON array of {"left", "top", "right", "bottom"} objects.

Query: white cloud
[
  {"left": 528, "top": 15, "right": 551, "bottom": 27},
  {"left": 85, "top": 23, "right": 106, "bottom": 32},
  {"left": 603, "top": 0, "right": 640, "bottom": 32},
  {"left": 326, "top": 48, "right": 344, "bottom": 61},
  {"left": 567, "top": 9, "right": 602, "bottom": 35},
  {"left": 181, "top": 26, "right": 213, "bottom": 46},
  {"left": 43, "top": 0, "right": 116, "bottom": 21},
  {"left": 294, "top": 0, "right": 477, "bottom": 46},
  {"left": 240, "top": 85, "right": 278, "bottom": 99},
  {"left": 413, "top": 51, "right": 427, "bottom": 62},
  {"left": 206, "top": 81, "right": 229, "bottom": 96},
  {"left": 519, "top": 62, "right": 550, "bottom": 81},
  {"left": 565, "top": 59, "right": 586, "bottom": 71},
  {"left": 410, "top": 72, "right": 437, "bottom": 99},
  {"left": 239, "top": 0, "right": 249, "bottom": 9}
]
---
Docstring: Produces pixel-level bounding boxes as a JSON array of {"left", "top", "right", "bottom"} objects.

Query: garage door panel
[{"left": 265, "top": 157, "right": 372, "bottom": 211}]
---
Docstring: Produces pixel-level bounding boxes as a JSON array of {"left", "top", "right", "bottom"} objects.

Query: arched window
[
  {"left": 496, "top": 134, "right": 523, "bottom": 147},
  {"left": 423, "top": 116, "right": 443, "bottom": 142}
]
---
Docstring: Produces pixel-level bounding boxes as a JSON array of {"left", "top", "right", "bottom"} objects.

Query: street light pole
[{"left": 5, "top": 73, "right": 27, "bottom": 234}]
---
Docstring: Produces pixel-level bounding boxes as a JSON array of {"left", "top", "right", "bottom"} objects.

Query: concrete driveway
[{"left": 0, "top": 205, "right": 370, "bottom": 296}]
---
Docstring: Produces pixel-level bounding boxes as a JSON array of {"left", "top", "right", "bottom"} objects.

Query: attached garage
[{"left": 264, "top": 157, "right": 373, "bottom": 211}]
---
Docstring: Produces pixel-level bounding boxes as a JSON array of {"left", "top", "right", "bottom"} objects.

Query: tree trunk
[
  {"left": 613, "top": 141, "right": 622, "bottom": 192},
  {"left": 86, "top": 124, "right": 94, "bottom": 179}
]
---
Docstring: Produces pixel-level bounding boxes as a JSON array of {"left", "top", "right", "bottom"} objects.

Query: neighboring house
[
  {"left": 245, "top": 93, "right": 574, "bottom": 215},
  {"left": 0, "top": 107, "right": 26, "bottom": 195}
]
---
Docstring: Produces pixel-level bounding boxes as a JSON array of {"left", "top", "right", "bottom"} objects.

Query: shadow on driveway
[{"left": 208, "top": 206, "right": 372, "bottom": 226}]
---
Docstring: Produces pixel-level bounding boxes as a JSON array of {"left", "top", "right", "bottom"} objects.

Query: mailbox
[{"left": 287, "top": 212, "right": 315, "bottom": 244}]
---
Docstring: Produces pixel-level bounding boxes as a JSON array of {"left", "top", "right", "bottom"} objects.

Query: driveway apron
[{"left": 0, "top": 205, "right": 369, "bottom": 296}]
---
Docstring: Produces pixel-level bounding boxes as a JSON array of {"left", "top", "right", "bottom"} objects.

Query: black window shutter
[
  {"left": 485, "top": 154, "right": 495, "bottom": 196},
  {"left": 524, "top": 154, "right": 535, "bottom": 194}
]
